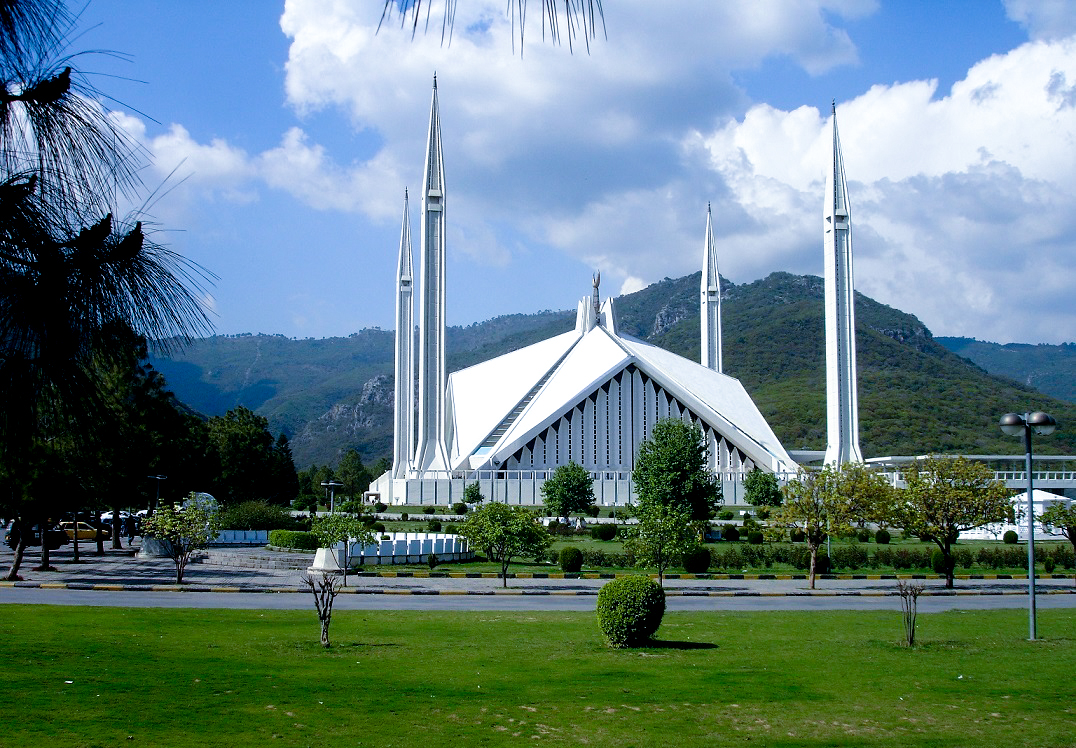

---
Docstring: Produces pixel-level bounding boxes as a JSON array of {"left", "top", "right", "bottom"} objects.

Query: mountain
[
  {"left": 936, "top": 337, "right": 1076, "bottom": 404},
  {"left": 152, "top": 272, "right": 1076, "bottom": 468}
]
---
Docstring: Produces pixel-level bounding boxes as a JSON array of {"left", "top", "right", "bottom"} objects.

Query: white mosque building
[{"left": 370, "top": 79, "right": 860, "bottom": 506}]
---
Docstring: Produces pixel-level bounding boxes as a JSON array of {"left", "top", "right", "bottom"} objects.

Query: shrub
[
  {"left": 721, "top": 524, "right": 740, "bottom": 542},
  {"left": 954, "top": 547, "right": 975, "bottom": 569},
  {"left": 831, "top": 544, "right": 867, "bottom": 570},
  {"left": 268, "top": 530, "right": 320, "bottom": 551},
  {"left": 374, "top": 502, "right": 387, "bottom": 513},
  {"left": 427, "top": 553, "right": 439, "bottom": 569},
  {"left": 747, "top": 531, "right": 764, "bottom": 545},
  {"left": 930, "top": 549, "right": 954, "bottom": 576},
  {"left": 423, "top": 506, "right": 436, "bottom": 515},
  {"left": 718, "top": 510, "right": 734, "bottom": 520},
  {"left": 874, "top": 528, "right": 891, "bottom": 545},
  {"left": 1044, "top": 556, "right": 1056, "bottom": 574},
  {"left": 218, "top": 501, "right": 299, "bottom": 531},
  {"left": 681, "top": 545, "right": 711, "bottom": 573},
  {"left": 401, "top": 512, "right": 409, "bottom": 521},
  {"left": 741, "top": 512, "right": 752, "bottom": 521},
  {"left": 1003, "top": 530, "right": 1019, "bottom": 544},
  {"left": 427, "top": 520, "right": 442, "bottom": 532},
  {"left": 591, "top": 524, "right": 617, "bottom": 541},
  {"left": 452, "top": 502, "right": 468, "bottom": 516},
  {"left": 813, "top": 553, "right": 831, "bottom": 574},
  {"left": 371, "top": 522, "right": 385, "bottom": 533},
  {"left": 585, "top": 504, "right": 601, "bottom": 518},
  {"left": 559, "top": 546, "right": 584, "bottom": 573},
  {"left": 756, "top": 507, "right": 770, "bottom": 520},
  {"left": 595, "top": 575, "right": 666, "bottom": 648},
  {"left": 790, "top": 528, "right": 806, "bottom": 543},
  {"left": 855, "top": 528, "right": 871, "bottom": 543}
]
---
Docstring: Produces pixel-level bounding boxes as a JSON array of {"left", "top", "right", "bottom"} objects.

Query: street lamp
[
  {"left": 321, "top": 480, "right": 343, "bottom": 513},
  {"left": 147, "top": 475, "right": 167, "bottom": 511},
  {"left": 999, "top": 411, "right": 1057, "bottom": 641}
]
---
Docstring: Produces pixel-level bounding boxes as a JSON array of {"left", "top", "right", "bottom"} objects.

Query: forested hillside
[{"left": 153, "top": 272, "right": 1076, "bottom": 468}]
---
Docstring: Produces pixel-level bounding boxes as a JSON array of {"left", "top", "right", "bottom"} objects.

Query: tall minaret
[
  {"left": 413, "top": 76, "right": 450, "bottom": 473},
  {"left": 392, "top": 189, "right": 414, "bottom": 479},
  {"left": 823, "top": 101, "right": 863, "bottom": 465},
  {"left": 700, "top": 203, "right": 723, "bottom": 373}
]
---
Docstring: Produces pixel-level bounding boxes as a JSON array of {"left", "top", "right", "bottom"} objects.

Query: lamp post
[
  {"left": 999, "top": 411, "right": 1057, "bottom": 641},
  {"left": 321, "top": 480, "right": 343, "bottom": 513},
  {"left": 147, "top": 475, "right": 167, "bottom": 512}
]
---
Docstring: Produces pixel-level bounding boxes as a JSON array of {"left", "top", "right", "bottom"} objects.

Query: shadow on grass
[{"left": 645, "top": 640, "right": 718, "bottom": 650}]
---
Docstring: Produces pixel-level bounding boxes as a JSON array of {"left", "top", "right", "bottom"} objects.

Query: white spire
[
  {"left": 823, "top": 102, "right": 863, "bottom": 465},
  {"left": 414, "top": 75, "right": 450, "bottom": 473},
  {"left": 392, "top": 189, "right": 414, "bottom": 479},
  {"left": 701, "top": 203, "right": 723, "bottom": 373}
]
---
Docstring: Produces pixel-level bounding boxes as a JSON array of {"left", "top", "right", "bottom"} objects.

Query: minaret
[
  {"left": 700, "top": 203, "right": 722, "bottom": 373},
  {"left": 392, "top": 189, "right": 414, "bottom": 479},
  {"left": 413, "top": 76, "right": 450, "bottom": 473},
  {"left": 823, "top": 101, "right": 863, "bottom": 465}
]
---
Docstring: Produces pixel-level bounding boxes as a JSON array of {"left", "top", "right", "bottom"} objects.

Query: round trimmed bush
[
  {"left": 813, "top": 553, "right": 831, "bottom": 574},
  {"left": 374, "top": 502, "right": 387, "bottom": 513},
  {"left": 452, "top": 501, "right": 468, "bottom": 516},
  {"left": 559, "top": 546, "right": 584, "bottom": 573},
  {"left": 427, "top": 520, "right": 442, "bottom": 532},
  {"left": 1003, "top": 530, "right": 1019, "bottom": 544},
  {"left": 595, "top": 575, "right": 666, "bottom": 648},
  {"left": 874, "top": 528, "right": 891, "bottom": 545},
  {"left": 585, "top": 504, "right": 601, "bottom": 518},
  {"left": 721, "top": 524, "right": 740, "bottom": 542},
  {"left": 422, "top": 506, "right": 436, "bottom": 515},
  {"left": 591, "top": 523, "right": 617, "bottom": 541},
  {"left": 400, "top": 512, "right": 409, "bottom": 521},
  {"left": 855, "top": 528, "right": 871, "bottom": 543},
  {"left": 747, "top": 530, "right": 764, "bottom": 545},
  {"left": 790, "top": 528, "right": 806, "bottom": 543},
  {"left": 681, "top": 545, "right": 711, "bottom": 573},
  {"left": 1044, "top": 556, "right": 1057, "bottom": 573},
  {"left": 718, "top": 510, "right": 734, "bottom": 521},
  {"left": 371, "top": 522, "right": 385, "bottom": 533},
  {"left": 931, "top": 549, "right": 954, "bottom": 575}
]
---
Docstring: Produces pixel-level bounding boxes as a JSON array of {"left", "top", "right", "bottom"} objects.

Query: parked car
[
  {"left": 60, "top": 521, "right": 111, "bottom": 541},
  {"left": 5, "top": 523, "right": 70, "bottom": 550}
]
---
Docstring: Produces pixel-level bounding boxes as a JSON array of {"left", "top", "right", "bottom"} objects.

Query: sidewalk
[{"left": 2, "top": 544, "right": 1075, "bottom": 597}]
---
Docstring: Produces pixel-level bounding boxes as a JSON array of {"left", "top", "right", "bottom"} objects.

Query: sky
[{"left": 72, "top": 0, "right": 1076, "bottom": 345}]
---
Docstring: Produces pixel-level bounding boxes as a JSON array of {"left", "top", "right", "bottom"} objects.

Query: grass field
[{"left": 1, "top": 606, "right": 1074, "bottom": 747}]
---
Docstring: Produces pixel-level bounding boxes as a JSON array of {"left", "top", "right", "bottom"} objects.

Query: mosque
[{"left": 369, "top": 81, "right": 860, "bottom": 505}]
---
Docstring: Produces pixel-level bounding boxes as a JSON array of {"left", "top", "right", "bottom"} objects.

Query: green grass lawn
[{"left": 2, "top": 606, "right": 1074, "bottom": 747}]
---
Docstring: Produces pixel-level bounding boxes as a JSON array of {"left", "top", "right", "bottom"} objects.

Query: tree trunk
[
  {"left": 808, "top": 546, "right": 817, "bottom": 590},
  {"left": 4, "top": 537, "right": 27, "bottom": 580},
  {"left": 111, "top": 506, "right": 122, "bottom": 549},
  {"left": 320, "top": 617, "right": 331, "bottom": 647},
  {"left": 35, "top": 536, "right": 54, "bottom": 571}
]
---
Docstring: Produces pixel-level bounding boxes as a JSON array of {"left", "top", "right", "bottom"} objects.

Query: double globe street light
[{"left": 999, "top": 411, "right": 1057, "bottom": 641}]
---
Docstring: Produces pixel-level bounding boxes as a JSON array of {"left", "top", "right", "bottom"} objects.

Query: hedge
[{"left": 268, "top": 530, "right": 320, "bottom": 551}]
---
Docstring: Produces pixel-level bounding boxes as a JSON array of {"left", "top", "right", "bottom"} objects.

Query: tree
[
  {"left": 301, "top": 572, "right": 342, "bottom": 648},
  {"left": 893, "top": 456, "right": 1013, "bottom": 588},
  {"left": 1039, "top": 502, "right": 1076, "bottom": 586},
  {"left": 632, "top": 419, "right": 721, "bottom": 522},
  {"left": 625, "top": 501, "right": 694, "bottom": 587},
  {"left": 540, "top": 461, "right": 594, "bottom": 520},
  {"left": 207, "top": 407, "right": 297, "bottom": 505},
  {"left": 379, "top": 0, "right": 605, "bottom": 54},
  {"left": 773, "top": 466, "right": 855, "bottom": 589},
  {"left": 459, "top": 502, "right": 550, "bottom": 587},
  {"left": 743, "top": 467, "right": 782, "bottom": 507},
  {"left": 141, "top": 497, "right": 221, "bottom": 584},
  {"left": 463, "top": 482, "right": 485, "bottom": 505},
  {"left": 0, "top": 1, "right": 212, "bottom": 565},
  {"left": 311, "top": 513, "right": 375, "bottom": 588},
  {"left": 336, "top": 449, "right": 372, "bottom": 502}
]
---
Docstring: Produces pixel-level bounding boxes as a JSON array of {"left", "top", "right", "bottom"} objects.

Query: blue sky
[{"left": 75, "top": 0, "right": 1076, "bottom": 344}]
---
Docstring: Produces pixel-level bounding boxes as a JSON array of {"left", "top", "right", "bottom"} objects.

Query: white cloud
[{"left": 1004, "top": 0, "right": 1076, "bottom": 41}]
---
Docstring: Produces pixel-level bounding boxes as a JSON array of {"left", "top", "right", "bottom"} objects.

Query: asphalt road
[{"left": 4, "top": 586, "right": 1076, "bottom": 612}]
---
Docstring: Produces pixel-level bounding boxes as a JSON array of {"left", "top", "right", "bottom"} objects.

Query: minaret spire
[
  {"left": 701, "top": 203, "right": 723, "bottom": 373},
  {"left": 392, "top": 189, "right": 414, "bottom": 479},
  {"left": 823, "top": 102, "right": 863, "bottom": 465},
  {"left": 414, "top": 76, "right": 450, "bottom": 473}
]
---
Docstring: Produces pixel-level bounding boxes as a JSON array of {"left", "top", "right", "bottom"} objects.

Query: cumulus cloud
[{"left": 1005, "top": 0, "right": 1076, "bottom": 41}]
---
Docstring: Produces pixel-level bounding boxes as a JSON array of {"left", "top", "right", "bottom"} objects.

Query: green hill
[
  {"left": 936, "top": 337, "right": 1076, "bottom": 404},
  {"left": 153, "top": 272, "right": 1076, "bottom": 468}
]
